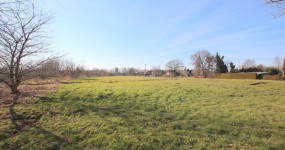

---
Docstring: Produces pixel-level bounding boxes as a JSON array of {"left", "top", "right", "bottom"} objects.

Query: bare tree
[
  {"left": 62, "top": 59, "right": 75, "bottom": 78},
  {"left": 165, "top": 59, "right": 185, "bottom": 77},
  {"left": 191, "top": 50, "right": 215, "bottom": 77},
  {"left": 38, "top": 59, "right": 62, "bottom": 79},
  {"left": 265, "top": 0, "right": 285, "bottom": 17},
  {"left": 0, "top": 0, "right": 55, "bottom": 96},
  {"left": 274, "top": 56, "right": 282, "bottom": 71},
  {"left": 152, "top": 66, "right": 162, "bottom": 76},
  {"left": 165, "top": 59, "right": 184, "bottom": 71},
  {"left": 0, "top": 1, "right": 17, "bottom": 14},
  {"left": 90, "top": 68, "right": 109, "bottom": 77},
  {"left": 126, "top": 67, "right": 137, "bottom": 76},
  {"left": 241, "top": 59, "right": 256, "bottom": 69}
]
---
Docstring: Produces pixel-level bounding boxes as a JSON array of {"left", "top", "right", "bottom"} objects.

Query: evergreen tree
[
  {"left": 215, "top": 53, "right": 228, "bottom": 73},
  {"left": 229, "top": 62, "right": 236, "bottom": 73}
]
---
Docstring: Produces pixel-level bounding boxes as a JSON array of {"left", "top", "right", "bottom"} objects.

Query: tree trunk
[
  {"left": 9, "top": 82, "right": 20, "bottom": 104},
  {"left": 9, "top": 84, "right": 19, "bottom": 94},
  {"left": 12, "top": 92, "right": 20, "bottom": 104}
]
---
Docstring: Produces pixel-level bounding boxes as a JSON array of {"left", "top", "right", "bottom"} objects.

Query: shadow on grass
[
  {"left": 2, "top": 94, "right": 72, "bottom": 149},
  {"left": 36, "top": 95, "right": 58, "bottom": 103},
  {"left": 67, "top": 102, "right": 149, "bottom": 123},
  {"left": 63, "top": 98, "right": 179, "bottom": 127},
  {"left": 36, "top": 91, "right": 181, "bottom": 125}
]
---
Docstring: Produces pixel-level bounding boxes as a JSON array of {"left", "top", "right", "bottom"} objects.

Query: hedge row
[{"left": 216, "top": 73, "right": 257, "bottom": 79}]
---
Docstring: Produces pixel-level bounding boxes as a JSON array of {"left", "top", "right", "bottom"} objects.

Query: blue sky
[{"left": 42, "top": 0, "right": 285, "bottom": 69}]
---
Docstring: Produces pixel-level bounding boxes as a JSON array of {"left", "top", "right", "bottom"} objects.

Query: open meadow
[{"left": 1, "top": 76, "right": 285, "bottom": 149}]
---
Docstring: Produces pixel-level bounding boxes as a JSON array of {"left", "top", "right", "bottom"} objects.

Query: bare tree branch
[
  {"left": 264, "top": 0, "right": 285, "bottom": 17},
  {"left": 191, "top": 50, "right": 215, "bottom": 77},
  {"left": 0, "top": 0, "right": 58, "bottom": 95},
  {"left": 165, "top": 59, "right": 184, "bottom": 71}
]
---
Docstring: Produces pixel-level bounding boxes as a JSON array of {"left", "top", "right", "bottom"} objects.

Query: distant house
[
  {"left": 162, "top": 70, "right": 180, "bottom": 77},
  {"left": 161, "top": 69, "right": 192, "bottom": 77},
  {"left": 162, "top": 70, "right": 171, "bottom": 77},
  {"left": 144, "top": 71, "right": 153, "bottom": 76},
  {"left": 182, "top": 69, "right": 193, "bottom": 77}
]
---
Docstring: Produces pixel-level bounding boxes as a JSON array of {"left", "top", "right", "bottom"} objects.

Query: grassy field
[{"left": 1, "top": 76, "right": 285, "bottom": 149}]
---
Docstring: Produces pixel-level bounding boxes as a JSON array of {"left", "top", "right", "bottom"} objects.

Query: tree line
[
  {"left": 190, "top": 50, "right": 285, "bottom": 78},
  {"left": 162, "top": 50, "right": 285, "bottom": 78},
  {"left": 1, "top": 0, "right": 285, "bottom": 96},
  {"left": 42, "top": 50, "right": 284, "bottom": 79}
]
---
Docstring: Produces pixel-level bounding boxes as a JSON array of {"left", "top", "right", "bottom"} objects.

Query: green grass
[{"left": 1, "top": 77, "right": 285, "bottom": 149}]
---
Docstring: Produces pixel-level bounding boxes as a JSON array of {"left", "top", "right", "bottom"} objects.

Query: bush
[{"left": 266, "top": 67, "right": 281, "bottom": 75}]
